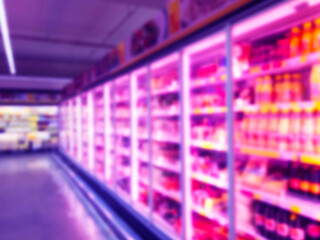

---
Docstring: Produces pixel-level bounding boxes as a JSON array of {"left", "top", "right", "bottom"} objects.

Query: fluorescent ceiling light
[{"left": 0, "top": 0, "right": 15, "bottom": 74}]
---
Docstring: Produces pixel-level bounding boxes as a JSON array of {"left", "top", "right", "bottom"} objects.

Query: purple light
[{"left": 0, "top": 0, "right": 15, "bottom": 74}]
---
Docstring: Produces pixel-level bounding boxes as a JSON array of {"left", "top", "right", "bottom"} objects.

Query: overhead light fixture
[{"left": 0, "top": 0, "right": 15, "bottom": 74}]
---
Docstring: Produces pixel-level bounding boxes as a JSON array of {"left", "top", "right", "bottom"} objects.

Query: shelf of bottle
[
  {"left": 95, "top": 130, "right": 105, "bottom": 135},
  {"left": 116, "top": 146, "right": 130, "bottom": 156},
  {"left": 152, "top": 108, "right": 179, "bottom": 117},
  {"left": 192, "top": 106, "right": 227, "bottom": 115},
  {"left": 114, "top": 96, "right": 130, "bottom": 103},
  {"left": 239, "top": 185, "right": 320, "bottom": 222},
  {"left": 115, "top": 128, "right": 130, "bottom": 137},
  {"left": 235, "top": 52, "right": 320, "bottom": 81},
  {"left": 117, "top": 166, "right": 131, "bottom": 177},
  {"left": 191, "top": 172, "right": 228, "bottom": 189},
  {"left": 139, "top": 177, "right": 149, "bottom": 186},
  {"left": 151, "top": 85, "right": 179, "bottom": 97},
  {"left": 152, "top": 133, "right": 180, "bottom": 144},
  {"left": 152, "top": 213, "right": 181, "bottom": 240},
  {"left": 153, "top": 157, "right": 180, "bottom": 173},
  {"left": 191, "top": 73, "right": 226, "bottom": 89},
  {"left": 239, "top": 146, "right": 320, "bottom": 166},
  {"left": 191, "top": 140, "right": 227, "bottom": 151},
  {"left": 138, "top": 132, "right": 148, "bottom": 140},
  {"left": 114, "top": 115, "right": 130, "bottom": 120},
  {"left": 192, "top": 204, "right": 228, "bottom": 226}
]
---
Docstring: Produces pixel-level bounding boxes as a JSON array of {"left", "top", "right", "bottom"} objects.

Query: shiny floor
[{"left": 0, "top": 153, "right": 118, "bottom": 240}]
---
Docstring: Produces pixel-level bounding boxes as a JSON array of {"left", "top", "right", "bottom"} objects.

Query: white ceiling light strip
[{"left": 0, "top": 0, "right": 15, "bottom": 74}]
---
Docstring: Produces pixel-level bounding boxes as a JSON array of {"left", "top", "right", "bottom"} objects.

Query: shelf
[
  {"left": 239, "top": 185, "right": 320, "bottom": 222},
  {"left": 116, "top": 146, "right": 130, "bottom": 156},
  {"left": 152, "top": 213, "right": 181, "bottom": 240},
  {"left": 153, "top": 184, "right": 181, "bottom": 203},
  {"left": 192, "top": 204, "right": 228, "bottom": 226},
  {"left": 151, "top": 85, "right": 179, "bottom": 96},
  {"left": 191, "top": 172, "right": 228, "bottom": 189},
  {"left": 192, "top": 106, "right": 226, "bottom": 115},
  {"left": 191, "top": 73, "right": 226, "bottom": 89},
  {"left": 116, "top": 128, "right": 130, "bottom": 137},
  {"left": 138, "top": 152, "right": 148, "bottom": 162},
  {"left": 191, "top": 140, "right": 227, "bottom": 151},
  {"left": 235, "top": 52, "right": 320, "bottom": 80},
  {"left": 152, "top": 108, "right": 179, "bottom": 117},
  {"left": 139, "top": 177, "right": 149, "bottom": 185},
  {"left": 152, "top": 133, "right": 179, "bottom": 144},
  {"left": 153, "top": 157, "right": 180, "bottom": 173},
  {"left": 115, "top": 96, "right": 130, "bottom": 103}
]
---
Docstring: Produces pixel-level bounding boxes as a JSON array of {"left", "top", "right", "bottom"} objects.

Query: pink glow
[
  {"left": 182, "top": 50, "right": 193, "bottom": 239},
  {"left": 151, "top": 52, "right": 179, "bottom": 70},
  {"left": 184, "top": 33, "right": 225, "bottom": 55},
  {"left": 132, "top": 67, "right": 147, "bottom": 76},
  {"left": 233, "top": 0, "right": 320, "bottom": 37}
]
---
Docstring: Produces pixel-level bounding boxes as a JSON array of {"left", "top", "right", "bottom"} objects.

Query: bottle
[
  {"left": 283, "top": 74, "right": 292, "bottom": 102},
  {"left": 278, "top": 109, "right": 290, "bottom": 151},
  {"left": 268, "top": 111, "right": 279, "bottom": 149},
  {"left": 288, "top": 163, "right": 301, "bottom": 195},
  {"left": 290, "top": 214, "right": 306, "bottom": 240},
  {"left": 290, "top": 27, "right": 302, "bottom": 57},
  {"left": 314, "top": 109, "right": 320, "bottom": 154},
  {"left": 301, "top": 22, "right": 313, "bottom": 55},
  {"left": 262, "top": 75, "right": 273, "bottom": 103},
  {"left": 275, "top": 75, "right": 284, "bottom": 102},
  {"left": 309, "top": 167, "right": 320, "bottom": 201},
  {"left": 264, "top": 205, "right": 277, "bottom": 239},
  {"left": 299, "top": 165, "right": 311, "bottom": 197},
  {"left": 253, "top": 201, "right": 266, "bottom": 235},
  {"left": 255, "top": 77, "right": 263, "bottom": 104},
  {"left": 276, "top": 209, "right": 290, "bottom": 240},
  {"left": 289, "top": 109, "right": 301, "bottom": 152},
  {"left": 301, "top": 108, "right": 315, "bottom": 153},
  {"left": 313, "top": 18, "right": 320, "bottom": 52},
  {"left": 306, "top": 219, "right": 320, "bottom": 240},
  {"left": 291, "top": 73, "right": 303, "bottom": 102}
]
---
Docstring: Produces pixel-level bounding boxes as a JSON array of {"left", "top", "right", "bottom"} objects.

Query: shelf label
[
  {"left": 194, "top": 109, "right": 201, "bottom": 114},
  {"left": 201, "top": 142, "right": 213, "bottom": 149},
  {"left": 301, "top": 154, "right": 320, "bottom": 166},
  {"left": 253, "top": 193, "right": 261, "bottom": 200},
  {"left": 290, "top": 205, "right": 301, "bottom": 214},
  {"left": 209, "top": 76, "right": 215, "bottom": 83},
  {"left": 301, "top": 55, "right": 308, "bottom": 63},
  {"left": 250, "top": 66, "right": 261, "bottom": 74}
]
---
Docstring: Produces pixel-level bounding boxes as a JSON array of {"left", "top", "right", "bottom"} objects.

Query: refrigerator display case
[
  {"left": 71, "top": 98, "right": 78, "bottom": 160},
  {"left": 183, "top": 32, "right": 229, "bottom": 240},
  {"left": 59, "top": 1, "right": 320, "bottom": 239},
  {"left": 114, "top": 75, "right": 132, "bottom": 200},
  {"left": 58, "top": 102, "right": 68, "bottom": 152},
  {"left": 232, "top": 1, "right": 320, "bottom": 240},
  {"left": 75, "top": 96, "right": 82, "bottom": 163},
  {"left": 67, "top": 100, "right": 74, "bottom": 157},
  {"left": 131, "top": 67, "right": 150, "bottom": 218},
  {"left": 93, "top": 86, "right": 106, "bottom": 180},
  {"left": 150, "top": 53, "right": 182, "bottom": 239}
]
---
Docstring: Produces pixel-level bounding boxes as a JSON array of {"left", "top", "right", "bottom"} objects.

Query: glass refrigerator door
[
  {"left": 183, "top": 32, "right": 229, "bottom": 240},
  {"left": 76, "top": 96, "right": 82, "bottom": 163},
  {"left": 104, "top": 82, "right": 114, "bottom": 186},
  {"left": 232, "top": 1, "right": 320, "bottom": 239},
  {"left": 114, "top": 75, "right": 131, "bottom": 201},
  {"left": 81, "top": 93, "right": 89, "bottom": 168},
  {"left": 150, "top": 53, "right": 182, "bottom": 239},
  {"left": 93, "top": 86, "right": 106, "bottom": 181},
  {"left": 68, "top": 100, "right": 74, "bottom": 157},
  {"left": 131, "top": 67, "right": 150, "bottom": 218},
  {"left": 72, "top": 98, "right": 78, "bottom": 160}
]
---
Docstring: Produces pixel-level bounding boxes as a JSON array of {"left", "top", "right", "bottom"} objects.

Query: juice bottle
[
  {"left": 301, "top": 22, "right": 313, "bottom": 55},
  {"left": 310, "top": 64, "right": 320, "bottom": 101},
  {"left": 291, "top": 73, "right": 303, "bottom": 102},
  {"left": 262, "top": 75, "right": 273, "bottom": 103},
  {"left": 278, "top": 109, "right": 290, "bottom": 151},
  {"left": 248, "top": 111, "right": 258, "bottom": 147},
  {"left": 240, "top": 115, "right": 249, "bottom": 145},
  {"left": 289, "top": 109, "right": 301, "bottom": 152},
  {"left": 301, "top": 108, "right": 315, "bottom": 153},
  {"left": 313, "top": 18, "right": 320, "bottom": 51},
  {"left": 268, "top": 110, "right": 279, "bottom": 149},
  {"left": 274, "top": 75, "right": 283, "bottom": 102},
  {"left": 255, "top": 77, "right": 263, "bottom": 104},
  {"left": 283, "top": 73, "right": 292, "bottom": 102},
  {"left": 314, "top": 109, "right": 320, "bottom": 154},
  {"left": 290, "top": 27, "right": 302, "bottom": 57}
]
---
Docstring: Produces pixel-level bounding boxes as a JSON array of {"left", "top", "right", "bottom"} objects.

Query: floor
[{"left": 0, "top": 153, "right": 118, "bottom": 240}]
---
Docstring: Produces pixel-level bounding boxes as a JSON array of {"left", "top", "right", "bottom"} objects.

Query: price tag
[
  {"left": 290, "top": 205, "right": 301, "bottom": 214},
  {"left": 194, "top": 109, "right": 201, "bottom": 114},
  {"left": 253, "top": 193, "right": 261, "bottom": 200},
  {"left": 207, "top": 107, "right": 214, "bottom": 114},
  {"left": 250, "top": 66, "right": 261, "bottom": 74},
  {"left": 209, "top": 76, "right": 215, "bottom": 83},
  {"left": 220, "top": 74, "right": 226, "bottom": 81},
  {"left": 301, "top": 55, "right": 308, "bottom": 63},
  {"left": 202, "top": 142, "right": 212, "bottom": 149}
]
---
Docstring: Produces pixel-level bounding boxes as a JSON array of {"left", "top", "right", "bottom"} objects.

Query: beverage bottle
[
  {"left": 283, "top": 74, "right": 292, "bottom": 102},
  {"left": 290, "top": 214, "right": 306, "bottom": 240},
  {"left": 288, "top": 163, "right": 301, "bottom": 194},
  {"left": 276, "top": 209, "right": 290, "bottom": 240},
  {"left": 291, "top": 73, "right": 303, "bottom": 102},
  {"left": 255, "top": 77, "right": 263, "bottom": 104},
  {"left": 241, "top": 114, "right": 249, "bottom": 146},
  {"left": 253, "top": 201, "right": 266, "bottom": 235},
  {"left": 248, "top": 111, "right": 258, "bottom": 147},
  {"left": 301, "top": 108, "right": 315, "bottom": 153},
  {"left": 289, "top": 110, "right": 301, "bottom": 152},
  {"left": 301, "top": 22, "right": 313, "bottom": 55},
  {"left": 299, "top": 165, "right": 311, "bottom": 197},
  {"left": 268, "top": 111, "right": 279, "bottom": 149},
  {"left": 264, "top": 205, "right": 277, "bottom": 239},
  {"left": 263, "top": 75, "right": 273, "bottom": 103},
  {"left": 275, "top": 75, "right": 284, "bottom": 102},
  {"left": 313, "top": 18, "right": 320, "bottom": 52},
  {"left": 290, "top": 27, "right": 302, "bottom": 57},
  {"left": 279, "top": 109, "right": 290, "bottom": 151},
  {"left": 309, "top": 167, "right": 320, "bottom": 201},
  {"left": 314, "top": 109, "right": 320, "bottom": 154},
  {"left": 306, "top": 218, "right": 320, "bottom": 240},
  {"left": 258, "top": 111, "right": 268, "bottom": 148}
]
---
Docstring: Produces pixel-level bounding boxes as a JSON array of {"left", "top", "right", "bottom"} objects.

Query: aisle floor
[{"left": 0, "top": 153, "right": 118, "bottom": 240}]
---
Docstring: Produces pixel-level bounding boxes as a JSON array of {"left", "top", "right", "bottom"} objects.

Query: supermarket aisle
[{"left": 0, "top": 154, "right": 118, "bottom": 240}]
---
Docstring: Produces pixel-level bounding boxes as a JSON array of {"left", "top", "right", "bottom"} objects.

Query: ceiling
[{"left": 0, "top": 0, "right": 164, "bottom": 90}]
